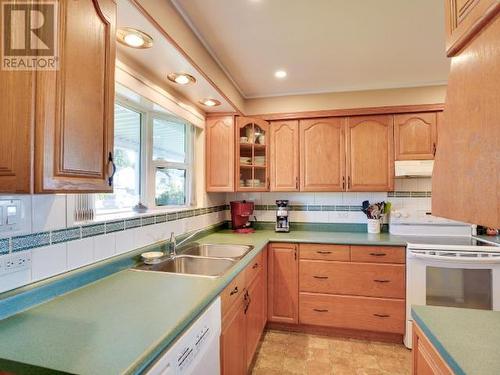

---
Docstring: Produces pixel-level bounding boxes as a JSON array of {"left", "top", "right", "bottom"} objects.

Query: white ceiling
[
  {"left": 116, "top": 0, "right": 235, "bottom": 112},
  {"left": 172, "top": 0, "right": 451, "bottom": 98}
]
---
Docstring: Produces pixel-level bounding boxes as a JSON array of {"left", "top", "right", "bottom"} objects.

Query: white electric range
[{"left": 390, "top": 210, "right": 500, "bottom": 348}]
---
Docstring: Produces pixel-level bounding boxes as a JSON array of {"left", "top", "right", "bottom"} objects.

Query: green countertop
[
  {"left": 412, "top": 306, "right": 500, "bottom": 375},
  {"left": 0, "top": 229, "right": 477, "bottom": 375}
]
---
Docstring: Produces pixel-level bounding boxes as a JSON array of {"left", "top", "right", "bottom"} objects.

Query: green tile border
[{"left": 0, "top": 205, "right": 227, "bottom": 255}]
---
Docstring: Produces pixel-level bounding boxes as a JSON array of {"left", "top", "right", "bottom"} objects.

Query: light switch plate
[{"left": 0, "top": 196, "right": 31, "bottom": 238}]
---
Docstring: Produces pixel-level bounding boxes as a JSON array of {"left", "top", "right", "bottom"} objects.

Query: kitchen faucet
[{"left": 169, "top": 228, "right": 204, "bottom": 257}]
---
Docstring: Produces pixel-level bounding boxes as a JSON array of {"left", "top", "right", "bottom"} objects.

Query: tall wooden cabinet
[
  {"left": 268, "top": 243, "right": 298, "bottom": 324},
  {"left": 433, "top": 2, "right": 500, "bottom": 227},
  {"left": 0, "top": 0, "right": 117, "bottom": 193},
  {"left": 346, "top": 115, "right": 394, "bottom": 191},
  {"left": 205, "top": 116, "right": 235, "bottom": 192},
  {"left": 299, "top": 118, "right": 345, "bottom": 191},
  {"left": 270, "top": 120, "right": 299, "bottom": 191},
  {"left": 394, "top": 113, "right": 437, "bottom": 160}
]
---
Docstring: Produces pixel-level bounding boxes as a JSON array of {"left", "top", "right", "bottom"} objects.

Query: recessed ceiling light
[
  {"left": 116, "top": 28, "right": 153, "bottom": 49},
  {"left": 167, "top": 72, "right": 197, "bottom": 85},
  {"left": 199, "top": 98, "right": 221, "bottom": 107},
  {"left": 274, "top": 70, "right": 287, "bottom": 79}
]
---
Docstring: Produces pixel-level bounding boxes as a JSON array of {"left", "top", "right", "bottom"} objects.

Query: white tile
[
  {"left": 342, "top": 192, "right": 360, "bottom": 205},
  {"left": 233, "top": 192, "right": 262, "bottom": 204},
  {"left": 31, "top": 243, "right": 67, "bottom": 281},
  {"left": 115, "top": 229, "right": 135, "bottom": 254},
  {"left": 290, "top": 211, "right": 329, "bottom": 223},
  {"left": 417, "top": 178, "right": 433, "bottom": 191},
  {"left": 314, "top": 193, "right": 342, "bottom": 205},
  {"left": 328, "top": 211, "right": 350, "bottom": 223},
  {"left": 32, "top": 195, "right": 67, "bottom": 232},
  {"left": 394, "top": 179, "right": 405, "bottom": 191},
  {"left": 67, "top": 238, "right": 94, "bottom": 269},
  {"left": 93, "top": 233, "right": 116, "bottom": 261}
]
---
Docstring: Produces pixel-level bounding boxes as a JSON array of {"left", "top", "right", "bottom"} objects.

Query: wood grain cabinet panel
[
  {"left": 270, "top": 120, "right": 299, "bottom": 191},
  {"left": 268, "top": 243, "right": 298, "bottom": 324},
  {"left": 299, "top": 117, "right": 346, "bottom": 191},
  {"left": 206, "top": 116, "right": 235, "bottom": 192},
  {"left": 0, "top": 70, "right": 34, "bottom": 193},
  {"left": 350, "top": 246, "right": 405, "bottom": 264},
  {"left": 433, "top": 13, "right": 500, "bottom": 228},
  {"left": 245, "top": 272, "right": 265, "bottom": 369},
  {"left": 299, "top": 243, "right": 350, "bottom": 261},
  {"left": 394, "top": 113, "right": 437, "bottom": 160},
  {"left": 412, "top": 322, "right": 453, "bottom": 375},
  {"left": 300, "top": 261, "right": 405, "bottom": 299},
  {"left": 35, "top": 0, "right": 116, "bottom": 192},
  {"left": 300, "top": 293, "right": 405, "bottom": 334},
  {"left": 346, "top": 115, "right": 394, "bottom": 191},
  {"left": 220, "top": 297, "right": 247, "bottom": 375}
]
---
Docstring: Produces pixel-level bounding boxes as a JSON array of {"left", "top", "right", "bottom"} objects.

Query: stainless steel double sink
[{"left": 135, "top": 243, "right": 254, "bottom": 278}]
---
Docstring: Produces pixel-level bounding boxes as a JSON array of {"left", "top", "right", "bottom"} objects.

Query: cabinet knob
[
  {"left": 252, "top": 262, "right": 259, "bottom": 269},
  {"left": 369, "top": 252, "right": 387, "bottom": 257},
  {"left": 373, "top": 279, "right": 390, "bottom": 283},
  {"left": 316, "top": 251, "right": 332, "bottom": 254},
  {"left": 313, "top": 275, "right": 329, "bottom": 279},
  {"left": 373, "top": 313, "right": 390, "bottom": 318},
  {"left": 313, "top": 308, "right": 329, "bottom": 313},
  {"left": 230, "top": 286, "right": 238, "bottom": 296}
]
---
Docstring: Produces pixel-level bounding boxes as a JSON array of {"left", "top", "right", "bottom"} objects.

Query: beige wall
[
  {"left": 244, "top": 85, "right": 447, "bottom": 115},
  {"left": 134, "top": 0, "right": 245, "bottom": 113}
]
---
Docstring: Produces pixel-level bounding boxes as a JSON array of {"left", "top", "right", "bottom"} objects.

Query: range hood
[{"left": 395, "top": 160, "right": 434, "bottom": 177}]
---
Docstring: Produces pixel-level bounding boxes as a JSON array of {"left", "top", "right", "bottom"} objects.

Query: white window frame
[
  {"left": 95, "top": 95, "right": 195, "bottom": 216},
  {"left": 147, "top": 113, "right": 194, "bottom": 209}
]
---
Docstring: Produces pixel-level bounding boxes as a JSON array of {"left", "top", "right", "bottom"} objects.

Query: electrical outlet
[{"left": 0, "top": 251, "right": 31, "bottom": 276}]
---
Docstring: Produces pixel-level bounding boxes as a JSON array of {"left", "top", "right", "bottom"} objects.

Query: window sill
[{"left": 88, "top": 206, "right": 196, "bottom": 224}]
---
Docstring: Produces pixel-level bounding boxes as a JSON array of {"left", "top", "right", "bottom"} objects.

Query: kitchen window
[{"left": 94, "top": 96, "right": 194, "bottom": 215}]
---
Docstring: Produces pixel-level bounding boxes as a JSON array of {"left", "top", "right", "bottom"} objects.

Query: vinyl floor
[{"left": 250, "top": 329, "right": 411, "bottom": 375}]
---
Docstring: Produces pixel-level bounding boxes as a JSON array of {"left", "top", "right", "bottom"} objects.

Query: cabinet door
[
  {"left": 412, "top": 323, "right": 453, "bottom": 374},
  {"left": 206, "top": 116, "right": 235, "bottom": 192},
  {"left": 236, "top": 116, "right": 270, "bottom": 191},
  {"left": 299, "top": 118, "right": 345, "bottom": 191},
  {"left": 445, "top": 0, "right": 500, "bottom": 56},
  {"left": 394, "top": 113, "right": 437, "bottom": 160},
  {"left": 346, "top": 115, "right": 394, "bottom": 191},
  {"left": 270, "top": 120, "right": 299, "bottom": 191},
  {"left": 245, "top": 272, "right": 265, "bottom": 368},
  {"left": 221, "top": 303, "right": 246, "bottom": 375},
  {"left": 268, "top": 243, "right": 298, "bottom": 324},
  {"left": 0, "top": 70, "right": 34, "bottom": 193},
  {"left": 35, "top": 0, "right": 116, "bottom": 192}
]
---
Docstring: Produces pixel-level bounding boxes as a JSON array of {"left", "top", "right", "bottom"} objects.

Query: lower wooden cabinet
[
  {"left": 220, "top": 250, "right": 267, "bottom": 375},
  {"left": 300, "top": 293, "right": 405, "bottom": 334},
  {"left": 412, "top": 322, "right": 453, "bottom": 374},
  {"left": 268, "top": 243, "right": 299, "bottom": 324}
]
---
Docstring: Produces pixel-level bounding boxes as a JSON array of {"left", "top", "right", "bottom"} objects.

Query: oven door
[{"left": 405, "top": 249, "right": 500, "bottom": 348}]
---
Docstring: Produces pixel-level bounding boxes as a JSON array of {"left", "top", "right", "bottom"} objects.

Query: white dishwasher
[{"left": 146, "top": 297, "right": 221, "bottom": 375}]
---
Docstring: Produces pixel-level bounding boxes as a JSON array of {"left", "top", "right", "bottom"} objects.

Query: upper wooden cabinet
[
  {"left": 445, "top": 0, "right": 500, "bottom": 56},
  {"left": 346, "top": 115, "right": 394, "bottom": 192},
  {"left": 35, "top": 0, "right": 116, "bottom": 193},
  {"left": 236, "top": 117, "right": 270, "bottom": 191},
  {"left": 270, "top": 120, "right": 299, "bottom": 191},
  {"left": 0, "top": 70, "right": 34, "bottom": 193},
  {"left": 299, "top": 118, "right": 345, "bottom": 191},
  {"left": 268, "top": 243, "right": 298, "bottom": 324},
  {"left": 433, "top": 9, "right": 499, "bottom": 227},
  {"left": 206, "top": 116, "right": 235, "bottom": 192},
  {"left": 394, "top": 112, "right": 437, "bottom": 160},
  {"left": 0, "top": 0, "right": 117, "bottom": 194}
]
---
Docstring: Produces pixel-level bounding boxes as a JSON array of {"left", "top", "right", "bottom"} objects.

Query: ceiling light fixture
[
  {"left": 199, "top": 98, "right": 221, "bottom": 107},
  {"left": 116, "top": 27, "right": 153, "bottom": 49},
  {"left": 167, "top": 72, "right": 197, "bottom": 86},
  {"left": 274, "top": 70, "right": 287, "bottom": 79}
]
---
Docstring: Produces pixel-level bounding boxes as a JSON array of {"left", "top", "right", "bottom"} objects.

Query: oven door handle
[{"left": 409, "top": 251, "right": 500, "bottom": 264}]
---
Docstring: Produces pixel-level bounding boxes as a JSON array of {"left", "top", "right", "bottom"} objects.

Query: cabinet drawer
[
  {"left": 299, "top": 243, "right": 350, "bottom": 261},
  {"left": 351, "top": 246, "right": 405, "bottom": 264},
  {"left": 300, "top": 261, "right": 405, "bottom": 299},
  {"left": 245, "top": 251, "right": 263, "bottom": 285},
  {"left": 299, "top": 293, "right": 405, "bottom": 334},
  {"left": 221, "top": 270, "right": 246, "bottom": 318}
]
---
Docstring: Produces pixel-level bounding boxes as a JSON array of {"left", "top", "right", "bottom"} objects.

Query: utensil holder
[{"left": 367, "top": 219, "right": 382, "bottom": 234}]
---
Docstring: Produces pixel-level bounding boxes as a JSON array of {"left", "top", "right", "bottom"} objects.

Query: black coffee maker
[{"left": 275, "top": 200, "right": 290, "bottom": 232}]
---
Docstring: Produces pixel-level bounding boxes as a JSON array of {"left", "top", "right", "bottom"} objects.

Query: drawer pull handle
[
  {"left": 373, "top": 314, "right": 390, "bottom": 318},
  {"left": 313, "top": 308, "right": 329, "bottom": 313},
  {"left": 230, "top": 286, "right": 238, "bottom": 296},
  {"left": 313, "top": 276, "right": 329, "bottom": 279},
  {"left": 316, "top": 251, "right": 332, "bottom": 254},
  {"left": 369, "top": 252, "right": 387, "bottom": 257},
  {"left": 373, "top": 279, "right": 390, "bottom": 283},
  {"left": 252, "top": 263, "right": 259, "bottom": 269}
]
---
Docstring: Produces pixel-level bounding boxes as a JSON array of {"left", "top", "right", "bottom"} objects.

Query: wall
[
  {"left": 244, "top": 85, "right": 447, "bottom": 115},
  {"left": 227, "top": 178, "right": 432, "bottom": 224}
]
